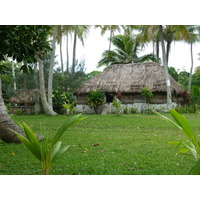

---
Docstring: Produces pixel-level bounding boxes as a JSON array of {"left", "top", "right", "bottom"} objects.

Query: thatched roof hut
[
  {"left": 76, "top": 62, "right": 184, "bottom": 104},
  {"left": 9, "top": 89, "right": 36, "bottom": 105}
]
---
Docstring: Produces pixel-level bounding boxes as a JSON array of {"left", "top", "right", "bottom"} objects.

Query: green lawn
[{"left": 1, "top": 113, "right": 200, "bottom": 175}]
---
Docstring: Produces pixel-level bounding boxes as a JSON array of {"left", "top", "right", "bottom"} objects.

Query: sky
[{"left": 55, "top": 26, "right": 200, "bottom": 74}]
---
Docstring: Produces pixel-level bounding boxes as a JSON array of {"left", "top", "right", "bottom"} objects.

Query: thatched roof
[
  {"left": 9, "top": 89, "right": 36, "bottom": 104},
  {"left": 76, "top": 62, "right": 184, "bottom": 94}
]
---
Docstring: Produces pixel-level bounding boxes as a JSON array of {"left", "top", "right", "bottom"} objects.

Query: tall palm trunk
[
  {"left": 60, "top": 34, "right": 64, "bottom": 75},
  {"left": 72, "top": 32, "right": 77, "bottom": 74},
  {"left": 34, "top": 63, "right": 40, "bottom": 114},
  {"left": 109, "top": 30, "right": 113, "bottom": 51},
  {"left": 38, "top": 58, "right": 57, "bottom": 116},
  {"left": 66, "top": 32, "right": 69, "bottom": 73},
  {"left": 159, "top": 25, "right": 172, "bottom": 104},
  {"left": 188, "top": 42, "right": 194, "bottom": 94},
  {"left": 156, "top": 38, "right": 159, "bottom": 62},
  {"left": 48, "top": 25, "right": 57, "bottom": 110},
  {"left": 166, "top": 41, "right": 171, "bottom": 66},
  {"left": 11, "top": 61, "right": 16, "bottom": 92}
]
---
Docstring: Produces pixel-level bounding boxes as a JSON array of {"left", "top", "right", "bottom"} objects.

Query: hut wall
[
  {"left": 149, "top": 92, "right": 167, "bottom": 104},
  {"left": 76, "top": 94, "right": 88, "bottom": 104},
  {"left": 119, "top": 94, "right": 134, "bottom": 103},
  {"left": 120, "top": 93, "right": 168, "bottom": 104}
]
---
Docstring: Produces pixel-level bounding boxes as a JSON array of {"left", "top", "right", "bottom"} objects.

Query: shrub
[
  {"left": 88, "top": 90, "right": 105, "bottom": 114},
  {"left": 130, "top": 107, "right": 138, "bottom": 114},
  {"left": 52, "top": 89, "right": 74, "bottom": 114},
  {"left": 123, "top": 106, "right": 129, "bottom": 114},
  {"left": 63, "top": 101, "right": 77, "bottom": 115},
  {"left": 141, "top": 87, "right": 153, "bottom": 103}
]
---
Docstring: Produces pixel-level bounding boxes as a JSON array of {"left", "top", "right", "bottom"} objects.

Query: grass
[{"left": 0, "top": 113, "right": 200, "bottom": 175}]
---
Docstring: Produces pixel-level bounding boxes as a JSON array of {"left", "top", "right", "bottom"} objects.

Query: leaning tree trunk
[
  {"left": 0, "top": 77, "right": 44, "bottom": 143},
  {"left": 0, "top": 78, "right": 24, "bottom": 143},
  {"left": 188, "top": 42, "right": 193, "bottom": 94},
  {"left": 38, "top": 58, "right": 57, "bottom": 116},
  {"left": 159, "top": 25, "right": 172, "bottom": 105},
  {"left": 48, "top": 25, "right": 57, "bottom": 110}
]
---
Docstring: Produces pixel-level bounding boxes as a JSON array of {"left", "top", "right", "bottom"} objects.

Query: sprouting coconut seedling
[
  {"left": 10, "top": 114, "right": 85, "bottom": 175},
  {"left": 157, "top": 109, "right": 200, "bottom": 175}
]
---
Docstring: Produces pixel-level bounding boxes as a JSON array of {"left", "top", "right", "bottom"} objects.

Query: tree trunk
[
  {"left": 0, "top": 77, "right": 24, "bottom": 143},
  {"left": 66, "top": 32, "right": 69, "bottom": 73},
  {"left": 159, "top": 25, "right": 172, "bottom": 105},
  {"left": 38, "top": 58, "right": 57, "bottom": 116},
  {"left": 72, "top": 32, "right": 77, "bottom": 74},
  {"left": 109, "top": 30, "right": 113, "bottom": 51},
  {"left": 12, "top": 61, "right": 16, "bottom": 92},
  {"left": 188, "top": 42, "right": 193, "bottom": 94},
  {"left": 156, "top": 38, "right": 159, "bottom": 62},
  {"left": 60, "top": 34, "right": 64, "bottom": 75},
  {"left": 34, "top": 63, "right": 41, "bottom": 114},
  {"left": 48, "top": 25, "right": 57, "bottom": 110},
  {"left": 166, "top": 41, "right": 171, "bottom": 66}
]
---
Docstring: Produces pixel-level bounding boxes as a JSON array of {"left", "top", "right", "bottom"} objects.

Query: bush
[
  {"left": 141, "top": 87, "right": 153, "bottom": 103},
  {"left": 88, "top": 90, "right": 105, "bottom": 114},
  {"left": 63, "top": 101, "right": 77, "bottom": 115},
  {"left": 52, "top": 88, "right": 74, "bottom": 114}
]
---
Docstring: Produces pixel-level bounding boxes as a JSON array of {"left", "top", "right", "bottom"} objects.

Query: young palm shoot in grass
[
  {"left": 112, "top": 97, "right": 122, "bottom": 115},
  {"left": 10, "top": 114, "right": 85, "bottom": 175},
  {"left": 157, "top": 109, "right": 200, "bottom": 175}
]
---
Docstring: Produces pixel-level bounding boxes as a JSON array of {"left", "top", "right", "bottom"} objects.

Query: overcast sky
[{"left": 55, "top": 26, "right": 200, "bottom": 74}]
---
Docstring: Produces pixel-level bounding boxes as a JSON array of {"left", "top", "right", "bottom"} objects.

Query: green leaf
[
  {"left": 9, "top": 129, "right": 42, "bottom": 161},
  {"left": 50, "top": 141, "right": 62, "bottom": 163},
  {"left": 51, "top": 114, "right": 86, "bottom": 147},
  {"left": 178, "top": 148, "right": 190, "bottom": 154},
  {"left": 169, "top": 109, "right": 197, "bottom": 145},
  {"left": 189, "top": 157, "right": 200, "bottom": 175},
  {"left": 21, "top": 123, "right": 42, "bottom": 160},
  {"left": 156, "top": 112, "right": 183, "bottom": 131},
  {"left": 50, "top": 145, "right": 70, "bottom": 163}
]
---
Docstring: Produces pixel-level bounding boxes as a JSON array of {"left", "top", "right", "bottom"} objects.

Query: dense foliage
[{"left": 0, "top": 25, "right": 52, "bottom": 71}]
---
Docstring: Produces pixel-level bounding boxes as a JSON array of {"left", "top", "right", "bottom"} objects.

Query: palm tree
[
  {"left": 71, "top": 25, "right": 90, "bottom": 74},
  {"left": 184, "top": 25, "right": 200, "bottom": 93},
  {"left": 38, "top": 57, "right": 57, "bottom": 116},
  {"left": 159, "top": 25, "right": 172, "bottom": 104},
  {"left": 48, "top": 25, "right": 58, "bottom": 110},
  {"left": 136, "top": 25, "right": 161, "bottom": 62},
  {"left": 57, "top": 26, "right": 64, "bottom": 75},
  {"left": 63, "top": 25, "right": 73, "bottom": 73},
  {"left": 95, "top": 25, "right": 121, "bottom": 51},
  {"left": 98, "top": 34, "right": 156, "bottom": 67}
]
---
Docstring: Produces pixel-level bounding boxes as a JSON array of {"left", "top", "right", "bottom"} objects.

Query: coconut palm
[
  {"left": 97, "top": 34, "right": 156, "bottom": 67},
  {"left": 48, "top": 25, "right": 58, "bottom": 110},
  {"left": 63, "top": 25, "right": 73, "bottom": 73},
  {"left": 38, "top": 57, "right": 57, "bottom": 116},
  {"left": 159, "top": 25, "right": 172, "bottom": 104},
  {"left": 136, "top": 25, "right": 160, "bottom": 62},
  {"left": 57, "top": 26, "right": 64, "bottom": 75},
  {"left": 95, "top": 25, "right": 121, "bottom": 51},
  {"left": 184, "top": 25, "right": 200, "bottom": 93},
  {"left": 71, "top": 25, "right": 90, "bottom": 74}
]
